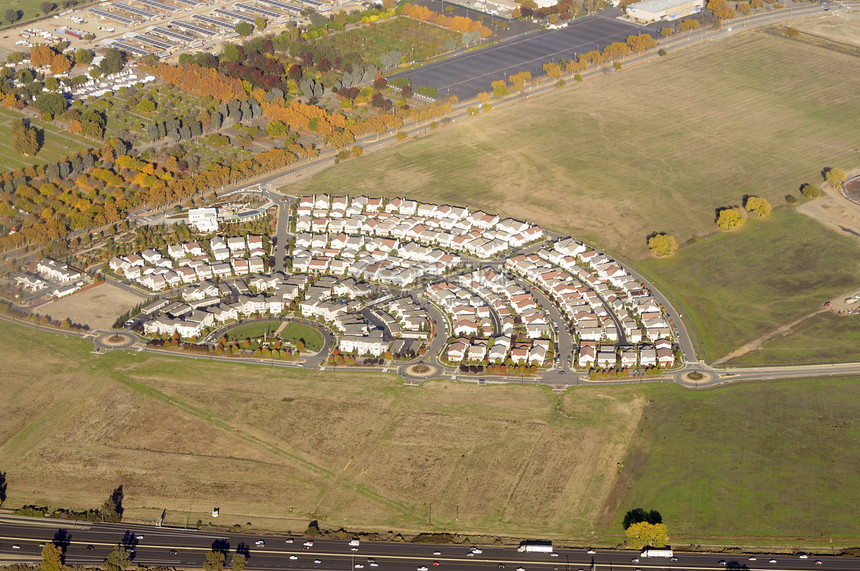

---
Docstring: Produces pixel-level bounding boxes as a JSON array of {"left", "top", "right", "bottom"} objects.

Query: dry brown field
[
  {"left": 34, "top": 281, "right": 148, "bottom": 330},
  {"left": 791, "top": 10, "right": 860, "bottom": 47},
  {"left": 0, "top": 319, "right": 645, "bottom": 540}
]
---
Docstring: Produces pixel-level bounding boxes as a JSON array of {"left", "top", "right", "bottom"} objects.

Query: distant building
[
  {"left": 626, "top": 0, "right": 704, "bottom": 21},
  {"left": 188, "top": 208, "right": 218, "bottom": 232}
]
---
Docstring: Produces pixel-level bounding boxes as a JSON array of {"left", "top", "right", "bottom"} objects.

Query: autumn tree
[
  {"left": 707, "top": 0, "right": 736, "bottom": 19},
  {"left": 716, "top": 207, "right": 744, "bottom": 230},
  {"left": 744, "top": 195, "right": 772, "bottom": 217},
  {"left": 13, "top": 119, "right": 41, "bottom": 156},
  {"left": 204, "top": 551, "right": 225, "bottom": 571},
  {"left": 800, "top": 183, "right": 820, "bottom": 199},
  {"left": 823, "top": 167, "right": 846, "bottom": 188},
  {"left": 41, "top": 543, "right": 64, "bottom": 571},
  {"left": 647, "top": 233, "right": 678, "bottom": 257},
  {"left": 542, "top": 61, "right": 562, "bottom": 80},
  {"left": 625, "top": 521, "right": 669, "bottom": 550},
  {"left": 231, "top": 554, "right": 247, "bottom": 571},
  {"left": 508, "top": 71, "right": 531, "bottom": 92},
  {"left": 491, "top": 79, "right": 508, "bottom": 97},
  {"left": 50, "top": 53, "right": 72, "bottom": 74},
  {"left": 236, "top": 22, "right": 254, "bottom": 36},
  {"left": 255, "top": 16, "right": 267, "bottom": 30}
]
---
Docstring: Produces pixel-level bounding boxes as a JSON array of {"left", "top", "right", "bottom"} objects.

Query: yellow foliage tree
[
  {"left": 625, "top": 522, "right": 669, "bottom": 550},
  {"left": 716, "top": 207, "right": 745, "bottom": 230},
  {"left": 647, "top": 233, "right": 678, "bottom": 257},
  {"left": 744, "top": 195, "right": 772, "bottom": 218}
]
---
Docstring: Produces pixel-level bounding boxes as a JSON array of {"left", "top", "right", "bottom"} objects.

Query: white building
[
  {"left": 626, "top": 0, "right": 704, "bottom": 21},
  {"left": 188, "top": 208, "right": 218, "bottom": 232}
]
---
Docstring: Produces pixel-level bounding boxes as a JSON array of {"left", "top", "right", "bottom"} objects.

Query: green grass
[
  {"left": 0, "top": 107, "right": 95, "bottom": 171},
  {"left": 610, "top": 379, "right": 860, "bottom": 542},
  {"left": 225, "top": 320, "right": 323, "bottom": 351},
  {"left": 316, "top": 17, "right": 460, "bottom": 65},
  {"left": 635, "top": 208, "right": 860, "bottom": 363},
  {"left": 728, "top": 312, "right": 860, "bottom": 366},
  {"left": 2, "top": 319, "right": 859, "bottom": 545}
]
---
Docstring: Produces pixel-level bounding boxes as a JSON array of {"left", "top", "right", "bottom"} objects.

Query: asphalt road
[{"left": 0, "top": 516, "right": 854, "bottom": 571}]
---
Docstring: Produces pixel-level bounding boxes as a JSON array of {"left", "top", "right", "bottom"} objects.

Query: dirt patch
[
  {"left": 797, "top": 169, "right": 860, "bottom": 242},
  {"left": 790, "top": 10, "right": 860, "bottom": 48},
  {"left": 35, "top": 282, "right": 148, "bottom": 330}
]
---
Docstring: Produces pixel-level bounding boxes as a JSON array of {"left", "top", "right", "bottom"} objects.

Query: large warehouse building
[{"left": 626, "top": 0, "right": 704, "bottom": 21}]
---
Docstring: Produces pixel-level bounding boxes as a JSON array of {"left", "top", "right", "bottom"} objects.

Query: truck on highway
[
  {"left": 349, "top": 538, "right": 360, "bottom": 548},
  {"left": 517, "top": 541, "right": 553, "bottom": 553},
  {"left": 641, "top": 548, "right": 673, "bottom": 558}
]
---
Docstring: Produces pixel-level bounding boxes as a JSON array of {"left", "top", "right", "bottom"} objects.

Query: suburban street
[{"left": 0, "top": 516, "right": 854, "bottom": 571}]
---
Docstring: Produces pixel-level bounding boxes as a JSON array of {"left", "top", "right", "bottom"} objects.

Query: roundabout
[
  {"left": 402, "top": 362, "right": 439, "bottom": 380},
  {"left": 94, "top": 331, "right": 136, "bottom": 350}
]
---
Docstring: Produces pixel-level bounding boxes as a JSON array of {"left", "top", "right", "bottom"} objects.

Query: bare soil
[{"left": 35, "top": 282, "right": 147, "bottom": 330}]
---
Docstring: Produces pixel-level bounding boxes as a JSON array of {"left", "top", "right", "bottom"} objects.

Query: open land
[
  {"left": 727, "top": 312, "right": 860, "bottom": 366},
  {"left": 284, "top": 31, "right": 860, "bottom": 363},
  {"left": 35, "top": 281, "right": 148, "bottom": 330},
  {"left": 791, "top": 10, "right": 860, "bottom": 47},
  {"left": 225, "top": 321, "right": 324, "bottom": 351},
  {"left": 1, "top": 318, "right": 859, "bottom": 545},
  {"left": 636, "top": 208, "right": 860, "bottom": 363},
  {"left": 608, "top": 378, "right": 860, "bottom": 542},
  {"left": 316, "top": 18, "right": 461, "bottom": 65},
  {"left": 0, "top": 107, "right": 95, "bottom": 171}
]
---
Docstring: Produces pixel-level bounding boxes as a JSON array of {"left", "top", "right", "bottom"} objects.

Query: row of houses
[
  {"left": 447, "top": 336, "right": 551, "bottom": 365},
  {"left": 578, "top": 340, "right": 676, "bottom": 368}
]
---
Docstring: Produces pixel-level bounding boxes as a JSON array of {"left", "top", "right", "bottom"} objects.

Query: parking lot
[{"left": 395, "top": 14, "right": 660, "bottom": 99}]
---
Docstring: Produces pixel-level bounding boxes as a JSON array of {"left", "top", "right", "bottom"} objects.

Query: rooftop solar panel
[
  {"left": 173, "top": 0, "right": 200, "bottom": 5},
  {"left": 135, "top": 0, "right": 178, "bottom": 12},
  {"left": 235, "top": 2, "right": 284, "bottom": 18},
  {"left": 134, "top": 33, "right": 175, "bottom": 49},
  {"left": 213, "top": 8, "right": 257, "bottom": 22},
  {"left": 110, "top": 39, "right": 152, "bottom": 55},
  {"left": 257, "top": 0, "right": 301, "bottom": 12},
  {"left": 152, "top": 26, "right": 197, "bottom": 42},
  {"left": 113, "top": 2, "right": 157, "bottom": 18},
  {"left": 89, "top": 8, "right": 136, "bottom": 24},
  {"left": 169, "top": 19, "right": 218, "bottom": 35},
  {"left": 192, "top": 13, "right": 236, "bottom": 29}
]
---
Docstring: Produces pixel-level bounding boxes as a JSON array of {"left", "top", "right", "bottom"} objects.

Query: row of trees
[
  {"left": 716, "top": 196, "right": 772, "bottom": 230},
  {"left": 401, "top": 3, "right": 493, "bottom": 37}
]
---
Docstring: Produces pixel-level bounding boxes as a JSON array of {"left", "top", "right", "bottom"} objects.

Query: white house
[{"left": 188, "top": 207, "right": 218, "bottom": 232}]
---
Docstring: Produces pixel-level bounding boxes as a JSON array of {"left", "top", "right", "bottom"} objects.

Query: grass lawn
[
  {"left": 316, "top": 17, "right": 460, "bottom": 66},
  {"left": 636, "top": 208, "right": 860, "bottom": 363},
  {"left": 0, "top": 107, "right": 95, "bottom": 171},
  {"left": 225, "top": 320, "right": 323, "bottom": 351},
  {"left": 728, "top": 312, "right": 860, "bottom": 366},
  {"left": 607, "top": 379, "right": 860, "bottom": 543},
  {"left": 2, "top": 319, "right": 859, "bottom": 545}
]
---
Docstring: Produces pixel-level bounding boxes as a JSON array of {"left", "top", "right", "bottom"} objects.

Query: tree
[
  {"left": 35, "top": 92, "right": 67, "bottom": 118},
  {"left": 647, "top": 233, "right": 678, "bottom": 257},
  {"left": 5, "top": 8, "right": 22, "bottom": 24},
  {"left": 231, "top": 554, "right": 247, "bottom": 571},
  {"left": 0, "top": 470, "right": 6, "bottom": 505},
  {"left": 41, "top": 1, "right": 56, "bottom": 14},
  {"left": 716, "top": 207, "right": 744, "bottom": 230},
  {"left": 13, "top": 119, "right": 41, "bottom": 157},
  {"left": 800, "top": 183, "right": 820, "bottom": 199},
  {"left": 204, "top": 551, "right": 225, "bottom": 571},
  {"left": 50, "top": 53, "right": 72, "bottom": 74},
  {"left": 542, "top": 62, "right": 562, "bottom": 80},
  {"left": 99, "top": 48, "right": 126, "bottom": 74},
  {"left": 744, "top": 195, "right": 772, "bottom": 217},
  {"left": 101, "top": 485, "right": 124, "bottom": 523},
  {"left": 623, "top": 508, "right": 663, "bottom": 529},
  {"left": 255, "top": 16, "right": 267, "bottom": 31},
  {"left": 41, "top": 543, "right": 64, "bottom": 571},
  {"left": 136, "top": 98, "right": 156, "bottom": 113},
  {"left": 625, "top": 521, "right": 668, "bottom": 549},
  {"left": 104, "top": 545, "right": 131, "bottom": 571},
  {"left": 236, "top": 22, "right": 254, "bottom": 36},
  {"left": 823, "top": 167, "right": 846, "bottom": 188},
  {"left": 707, "top": 0, "right": 736, "bottom": 19},
  {"left": 491, "top": 79, "right": 508, "bottom": 97}
]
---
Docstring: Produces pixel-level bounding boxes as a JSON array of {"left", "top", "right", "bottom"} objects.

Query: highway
[{"left": 0, "top": 516, "right": 855, "bottom": 571}]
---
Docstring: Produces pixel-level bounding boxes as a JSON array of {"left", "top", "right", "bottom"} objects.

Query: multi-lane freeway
[{"left": 0, "top": 517, "right": 856, "bottom": 571}]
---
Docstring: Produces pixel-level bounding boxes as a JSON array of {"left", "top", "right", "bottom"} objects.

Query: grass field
[
  {"left": 635, "top": 208, "right": 860, "bottom": 362},
  {"left": 0, "top": 107, "right": 95, "bottom": 171},
  {"left": 1, "top": 319, "right": 859, "bottom": 545},
  {"left": 608, "top": 379, "right": 860, "bottom": 542},
  {"left": 728, "top": 312, "right": 860, "bottom": 366},
  {"left": 316, "top": 18, "right": 460, "bottom": 66},
  {"left": 225, "top": 320, "right": 324, "bottom": 351}
]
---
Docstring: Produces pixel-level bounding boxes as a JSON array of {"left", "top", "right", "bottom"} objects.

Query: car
[
  {"left": 631, "top": 558, "right": 639, "bottom": 563},
  {"left": 38, "top": 543, "right": 45, "bottom": 548},
  {"left": 370, "top": 564, "right": 378, "bottom": 568},
  {"left": 303, "top": 541, "right": 314, "bottom": 549},
  {"left": 769, "top": 559, "right": 778, "bottom": 564},
  {"left": 497, "top": 565, "right": 505, "bottom": 569},
  {"left": 355, "top": 565, "right": 364, "bottom": 569},
  {"left": 471, "top": 548, "right": 483, "bottom": 554},
  {"left": 467, "top": 552, "right": 475, "bottom": 557},
  {"left": 135, "top": 535, "right": 144, "bottom": 540},
  {"left": 286, "top": 538, "right": 294, "bottom": 544},
  {"left": 367, "top": 559, "right": 376, "bottom": 564},
  {"left": 670, "top": 557, "right": 678, "bottom": 561},
  {"left": 586, "top": 549, "right": 596, "bottom": 555},
  {"left": 800, "top": 554, "right": 809, "bottom": 559},
  {"left": 432, "top": 562, "right": 440, "bottom": 566},
  {"left": 169, "top": 550, "right": 178, "bottom": 556},
  {"left": 313, "top": 560, "right": 321, "bottom": 564},
  {"left": 86, "top": 545, "right": 94, "bottom": 550},
  {"left": 748, "top": 556, "right": 757, "bottom": 561},
  {"left": 289, "top": 555, "right": 298, "bottom": 560},
  {"left": 815, "top": 561, "right": 823, "bottom": 565},
  {"left": 551, "top": 552, "right": 559, "bottom": 557},
  {"left": 718, "top": 561, "right": 726, "bottom": 566},
  {"left": 433, "top": 551, "right": 442, "bottom": 556},
  {"left": 516, "top": 567, "right": 525, "bottom": 571},
  {"left": 418, "top": 567, "right": 429, "bottom": 571},
  {"left": 12, "top": 545, "right": 20, "bottom": 550},
  {"left": 255, "top": 540, "right": 265, "bottom": 546}
]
